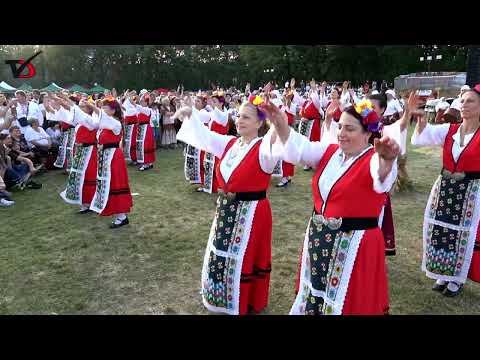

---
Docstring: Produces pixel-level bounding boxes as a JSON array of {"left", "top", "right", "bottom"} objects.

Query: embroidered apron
[
  {"left": 201, "top": 195, "right": 258, "bottom": 315},
  {"left": 203, "top": 152, "right": 216, "bottom": 193},
  {"left": 290, "top": 216, "right": 364, "bottom": 315},
  {"left": 136, "top": 124, "right": 148, "bottom": 164},
  {"left": 54, "top": 131, "right": 69, "bottom": 168},
  {"left": 60, "top": 144, "right": 94, "bottom": 205},
  {"left": 123, "top": 124, "right": 134, "bottom": 162},
  {"left": 422, "top": 174, "right": 480, "bottom": 283},
  {"left": 298, "top": 119, "right": 314, "bottom": 139},
  {"left": 184, "top": 144, "right": 201, "bottom": 183},
  {"left": 89, "top": 147, "right": 116, "bottom": 214}
]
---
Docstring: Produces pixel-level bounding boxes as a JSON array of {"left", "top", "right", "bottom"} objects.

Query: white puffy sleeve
[
  {"left": 55, "top": 107, "right": 72, "bottom": 124},
  {"left": 99, "top": 111, "right": 122, "bottom": 135},
  {"left": 293, "top": 91, "right": 306, "bottom": 107},
  {"left": 73, "top": 105, "right": 99, "bottom": 131},
  {"left": 321, "top": 120, "right": 339, "bottom": 145},
  {"left": 123, "top": 98, "right": 137, "bottom": 116},
  {"left": 196, "top": 108, "right": 212, "bottom": 124},
  {"left": 211, "top": 107, "right": 229, "bottom": 126},
  {"left": 176, "top": 112, "right": 233, "bottom": 158},
  {"left": 136, "top": 104, "right": 151, "bottom": 116},
  {"left": 310, "top": 91, "right": 325, "bottom": 118},
  {"left": 259, "top": 127, "right": 284, "bottom": 173},
  {"left": 319, "top": 93, "right": 329, "bottom": 109},
  {"left": 370, "top": 153, "right": 398, "bottom": 193},
  {"left": 278, "top": 128, "right": 329, "bottom": 168},
  {"left": 411, "top": 123, "right": 450, "bottom": 147},
  {"left": 382, "top": 121, "right": 408, "bottom": 156}
]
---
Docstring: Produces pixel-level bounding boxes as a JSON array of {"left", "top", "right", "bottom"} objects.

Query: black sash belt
[
  {"left": 312, "top": 211, "right": 378, "bottom": 232},
  {"left": 219, "top": 190, "right": 266, "bottom": 202},
  {"left": 99, "top": 143, "right": 120, "bottom": 149},
  {"left": 475, "top": 244, "right": 480, "bottom": 251},
  {"left": 81, "top": 142, "right": 96, "bottom": 147}
]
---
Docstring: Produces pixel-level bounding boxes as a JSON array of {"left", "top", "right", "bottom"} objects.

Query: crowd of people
[{"left": 2, "top": 77, "right": 476, "bottom": 316}]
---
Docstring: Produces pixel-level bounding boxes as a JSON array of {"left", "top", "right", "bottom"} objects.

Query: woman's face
[
  {"left": 370, "top": 99, "right": 385, "bottom": 117},
  {"left": 337, "top": 112, "right": 370, "bottom": 156},
  {"left": 11, "top": 128, "right": 21, "bottom": 138},
  {"left": 236, "top": 104, "right": 261, "bottom": 137},
  {"left": 460, "top": 91, "right": 480, "bottom": 121},
  {"left": 31, "top": 120, "right": 39, "bottom": 129},
  {"left": 194, "top": 97, "right": 204, "bottom": 110},
  {"left": 212, "top": 97, "right": 223, "bottom": 109},
  {"left": 102, "top": 105, "right": 115, "bottom": 117},
  {"left": 0, "top": 95, "right": 6, "bottom": 104},
  {"left": 4, "top": 136, "right": 12, "bottom": 146},
  {"left": 331, "top": 89, "right": 339, "bottom": 100}
]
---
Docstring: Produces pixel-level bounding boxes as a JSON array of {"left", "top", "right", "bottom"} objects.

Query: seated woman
[
  {"left": 0, "top": 134, "right": 31, "bottom": 190},
  {"left": 0, "top": 174, "right": 15, "bottom": 207},
  {"left": 23, "top": 117, "right": 52, "bottom": 166},
  {"left": 4, "top": 135, "right": 43, "bottom": 175}
]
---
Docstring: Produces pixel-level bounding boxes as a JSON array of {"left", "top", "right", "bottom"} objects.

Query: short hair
[
  {"left": 15, "top": 90, "right": 26, "bottom": 97},
  {"left": 27, "top": 117, "right": 39, "bottom": 125},
  {"left": 33, "top": 89, "right": 40, "bottom": 95},
  {"left": 9, "top": 125, "right": 20, "bottom": 133}
]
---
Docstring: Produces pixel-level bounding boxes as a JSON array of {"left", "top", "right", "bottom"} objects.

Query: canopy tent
[
  {"left": 68, "top": 84, "right": 89, "bottom": 93},
  {"left": 88, "top": 84, "right": 109, "bottom": 94},
  {"left": 17, "top": 83, "right": 33, "bottom": 91},
  {"left": 0, "top": 81, "right": 17, "bottom": 91},
  {"left": 40, "top": 82, "right": 65, "bottom": 92},
  {"left": 0, "top": 84, "right": 15, "bottom": 93}
]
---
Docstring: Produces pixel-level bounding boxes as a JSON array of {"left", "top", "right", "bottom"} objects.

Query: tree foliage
[{"left": 0, "top": 45, "right": 468, "bottom": 91}]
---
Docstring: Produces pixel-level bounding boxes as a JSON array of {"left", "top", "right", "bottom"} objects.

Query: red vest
[
  {"left": 300, "top": 100, "right": 321, "bottom": 120},
  {"left": 209, "top": 119, "right": 229, "bottom": 135},
  {"left": 443, "top": 123, "right": 480, "bottom": 172},
  {"left": 125, "top": 115, "right": 137, "bottom": 125},
  {"left": 312, "top": 144, "right": 386, "bottom": 218},
  {"left": 98, "top": 129, "right": 122, "bottom": 145},
  {"left": 75, "top": 125, "right": 97, "bottom": 144},
  {"left": 60, "top": 121, "right": 74, "bottom": 131},
  {"left": 216, "top": 138, "right": 271, "bottom": 193},
  {"left": 137, "top": 112, "right": 150, "bottom": 125}
]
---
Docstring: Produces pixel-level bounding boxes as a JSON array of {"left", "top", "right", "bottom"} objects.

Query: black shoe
[
  {"left": 110, "top": 217, "right": 129, "bottom": 229},
  {"left": 432, "top": 282, "right": 448, "bottom": 292},
  {"left": 443, "top": 283, "right": 464, "bottom": 297},
  {"left": 303, "top": 167, "right": 312, "bottom": 171},
  {"left": 78, "top": 208, "right": 93, "bottom": 214},
  {"left": 26, "top": 180, "right": 42, "bottom": 189}
]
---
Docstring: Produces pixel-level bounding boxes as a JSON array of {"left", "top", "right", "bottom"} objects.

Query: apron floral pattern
[
  {"left": 90, "top": 148, "right": 115, "bottom": 214},
  {"left": 60, "top": 145, "right": 93, "bottom": 205},
  {"left": 184, "top": 144, "right": 201, "bottom": 183}
]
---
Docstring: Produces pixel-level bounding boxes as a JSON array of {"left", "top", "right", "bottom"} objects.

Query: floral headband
[
  {"left": 354, "top": 99, "right": 382, "bottom": 133},
  {"left": 473, "top": 84, "right": 480, "bottom": 96},
  {"left": 248, "top": 95, "right": 266, "bottom": 121}
]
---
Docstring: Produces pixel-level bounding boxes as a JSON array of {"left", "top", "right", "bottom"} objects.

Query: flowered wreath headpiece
[
  {"left": 354, "top": 99, "right": 382, "bottom": 133},
  {"left": 247, "top": 95, "right": 266, "bottom": 121}
]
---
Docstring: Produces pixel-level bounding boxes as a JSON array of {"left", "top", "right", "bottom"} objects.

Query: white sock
[
  {"left": 80, "top": 204, "right": 89, "bottom": 211},
  {"left": 114, "top": 213, "right": 127, "bottom": 224},
  {"left": 436, "top": 279, "right": 447, "bottom": 286},
  {"left": 447, "top": 282, "right": 462, "bottom": 292}
]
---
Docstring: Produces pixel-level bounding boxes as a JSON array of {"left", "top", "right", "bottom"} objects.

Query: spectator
[
  {"left": 45, "top": 122, "right": 62, "bottom": 146},
  {"left": 13, "top": 90, "right": 44, "bottom": 133},
  {"left": 4, "top": 135, "right": 43, "bottom": 175},
  {"left": 23, "top": 118, "right": 52, "bottom": 166},
  {"left": 0, "top": 174, "right": 15, "bottom": 207}
]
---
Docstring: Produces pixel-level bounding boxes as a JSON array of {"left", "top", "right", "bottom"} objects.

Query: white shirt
[
  {"left": 450, "top": 97, "right": 462, "bottom": 111},
  {"left": 384, "top": 99, "right": 403, "bottom": 117},
  {"left": 24, "top": 126, "right": 50, "bottom": 147},
  {"left": 411, "top": 123, "right": 474, "bottom": 163},
  {"left": 16, "top": 101, "right": 44, "bottom": 131},
  {"left": 279, "top": 130, "right": 398, "bottom": 197},
  {"left": 176, "top": 109, "right": 282, "bottom": 182}
]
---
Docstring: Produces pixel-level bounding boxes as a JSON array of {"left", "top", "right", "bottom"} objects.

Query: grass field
[{"left": 2, "top": 125, "right": 480, "bottom": 315}]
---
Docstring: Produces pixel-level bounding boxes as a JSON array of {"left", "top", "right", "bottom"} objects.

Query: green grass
[{"left": 2, "top": 126, "right": 480, "bottom": 314}]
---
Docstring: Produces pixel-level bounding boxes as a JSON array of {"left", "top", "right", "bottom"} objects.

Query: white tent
[{"left": 0, "top": 81, "right": 17, "bottom": 91}]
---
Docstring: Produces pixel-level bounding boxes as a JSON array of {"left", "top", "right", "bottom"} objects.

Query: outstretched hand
[{"left": 374, "top": 136, "right": 400, "bottom": 161}]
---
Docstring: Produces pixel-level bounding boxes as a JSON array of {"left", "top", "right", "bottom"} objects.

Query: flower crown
[
  {"left": 354, "top": 99, "right": 382, "bottom": 132},
  {"left": 247, "top": 95, "right": 266, "bottom": 120}
]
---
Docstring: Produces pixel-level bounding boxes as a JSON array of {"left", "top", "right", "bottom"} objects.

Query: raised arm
[{"left": 176, "top": 107, "right": 233, "bottom": 158}]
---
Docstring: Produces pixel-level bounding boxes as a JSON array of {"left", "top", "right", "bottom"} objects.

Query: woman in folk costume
[
  {"left": 122, "top": 91, "right": 139, "bottom": 165},
  {"left": 135, "top": 92, "right": 156, "bottom": 171},
  {"left": 52, "top": 93, "right": 99, "bottom": 213},
  {"left": 202, "top": 91, "right": 230, "bottom": 194},
  {"left": 160, "top": 97, "right": 177, "bottom": 149},
  {"left": 264, "top": 98, "right": 400, "bottom": 315},
  {"left": 47, "top": 96, "right": 77, "bottom": 173},
  {"left": 368, "top": 93, "right": 408, "bottom": 256},
  {"left": 271, "top": 89, "right": 297, "bottom": 187},
  {"left": 181, "top": 94, "right": 211, "bottom": 191},
  {"left": 176, "top": 94, "right": 282, "bottom": 315},
  {"left": 405, "top": 85, "right": 480, "bottom": 297},
  {"left": 296, "top": 81, "right": 328, "bottom": 170},
  {"left": 80, "top": 96, "right": 133, "bottom": 228}
]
